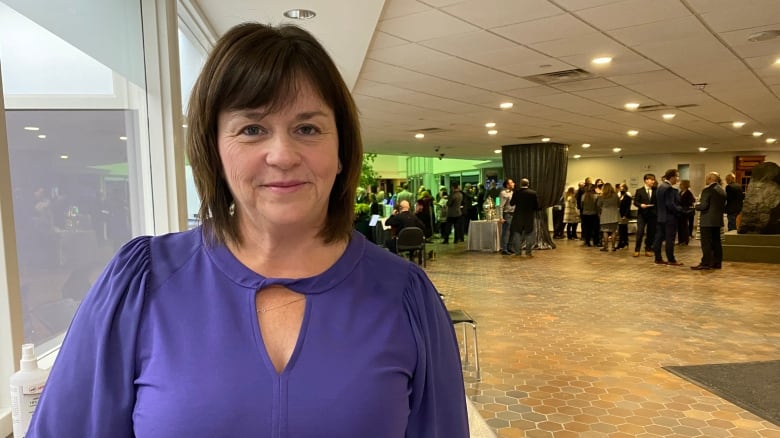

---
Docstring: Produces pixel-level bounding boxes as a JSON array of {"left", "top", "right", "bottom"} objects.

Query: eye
[
  {"left": 241, "top": 125, "right": 264, "bottom": 136},
  {"left": 296, "top": 124, "right": 321, "bottom": 136}
]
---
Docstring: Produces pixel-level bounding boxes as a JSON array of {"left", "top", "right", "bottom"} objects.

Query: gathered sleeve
[
  {"left": 27, "top": 236, "right": 152, "bottom": 438},
  {"left": 403, "top": 265, "right": 469, "bottom": 437}
]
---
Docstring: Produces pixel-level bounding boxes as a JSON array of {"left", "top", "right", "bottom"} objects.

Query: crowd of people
[{"left": 552, "top": 170, "right": 742, "bottom": 270}]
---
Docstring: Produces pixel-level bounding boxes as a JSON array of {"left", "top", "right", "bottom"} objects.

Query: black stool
[{"left": 447, "top": 309, "right": 480, "bottom": 381}]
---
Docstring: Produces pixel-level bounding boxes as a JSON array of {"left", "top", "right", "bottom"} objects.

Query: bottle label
[{"left": 11, "top": 384, "right": 43, "bottom": 438}]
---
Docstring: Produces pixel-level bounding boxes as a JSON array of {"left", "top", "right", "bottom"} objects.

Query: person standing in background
[
  {"left": 653, "top": 169, "right": 685, "bottom": 266},
  {"left": 500, "top": 178, "right": 516, "bottom": 255},
  {"left": 563, "top": 186, "right": 580, "bottom": 240},
  {"left": 617, "top": 183, "right": 632, "bottom": 250},
  {"left": 677, "top": 179, "right": 696, "bottom": 245},
  {"left": 633, "top": 174, "right": 657, "bottom": 257},
  {"left": 724, "top": 173, "right": 744, "bottom": 231},
  {"left": 692, "top": 172, "right": 727, "bottom": 270},
  {"left": 510, "top": 178, "right": 540, "bottom": 257}
]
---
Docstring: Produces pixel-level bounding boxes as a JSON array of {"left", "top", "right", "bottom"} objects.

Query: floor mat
[{"left": 663, "top": 360, "right": 780, "bottom": 426}]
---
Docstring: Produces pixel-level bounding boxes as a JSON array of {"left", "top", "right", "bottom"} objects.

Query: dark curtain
[{"left": 502, "top": 142, "right": 568, "bottom": 249}]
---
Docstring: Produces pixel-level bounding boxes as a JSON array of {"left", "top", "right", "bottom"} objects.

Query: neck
[{"left": 229, "top": 216, "right": 348, "bottom": 278}]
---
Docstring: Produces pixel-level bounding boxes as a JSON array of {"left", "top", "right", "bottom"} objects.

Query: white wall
[{"left": 565, "top": 151, "right": 780, "bottom": 195}]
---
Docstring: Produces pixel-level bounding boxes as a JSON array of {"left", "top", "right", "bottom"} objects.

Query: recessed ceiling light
[
  {"left": 732, "top": 121, "right": 745, "bottom": 128},
  {"left": 488, "top": 130, "right": 498, "bottom": 135},
  {"left": 485, "top": 122, "right": 496, "bottom": 128},
  {"left": 699, "top": 147, "right": 708, "bottom": 152},
  {"left": 499, "top": 102, "right": 513, "bottom": 109},
  {"left": 624, "top": 102, "right": 640, "bottom": 110},
  {"left": 37, "top": 134, "right": 47, "bottom": 139},
  {"left": 767, "top": 138, "right": 777, "bottom": 144},
  {"left": 60, "top": 155, "right": 69, "bottom": 160},
  {"left": 775, "top": 58, "right": 780, "bottom": 65},
  {"left": 592, "top": 57, "right": 612, "bottom": 65},
  {"left": 541, "top": 137, "right": 551, "bottom": 142},
  {"left": 24, "top": 126, "right": 40, "bottom": 131},
  {"left": 753, "top": 131, "right": 763, "bottom": 137},
  {"left": 494, "top": 149, "right": 502, "bottom": 154},
  {"left": 573, "top": 154, "right": 582, "bottom": 159},
  {"left": 581, "top": 143, "right": 591, "bottom": 148},
  {"left": 119, "top": 136, "right": 128, "bottom": 141},
  {"left": 182, "top": 124, "right": 188, "bottom": 128},
  {"left": 662, "top": 113, "right": 676, "bottom": 120},
  {"left": 613, "top": 147, "right": 622, "bottom": 153},
  {"left": 627, "top": 130, "right": 639, "bottom": 136},
  {"left": 414, "top": 133, "right": 424, "bottom": 139},
  {"left": 283, "top": 9, "right": 316, "bottom": 19}
]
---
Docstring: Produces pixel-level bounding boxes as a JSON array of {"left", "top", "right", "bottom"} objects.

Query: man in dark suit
[
  {"left": 385, "top": 200, "right": 425, "bottom": 254},
  {"left": 692, "top": 172, "right": 727, "bottom": 270},
  {"left": 632, "top": 173, "right": 657, "bottom": 257},
  {"left": 724, "top": 173, "right": 744, "bottom": 231},
  {"left": 653, "top": 169, "right": 685, "bottom": 266},
  {"left": 509, "top": 178, "right": 539, "bottom": 257}
]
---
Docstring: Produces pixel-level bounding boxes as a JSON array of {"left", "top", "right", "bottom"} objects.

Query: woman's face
[{"left": 217, "top": 81, "right": 339, "bottom": 233}]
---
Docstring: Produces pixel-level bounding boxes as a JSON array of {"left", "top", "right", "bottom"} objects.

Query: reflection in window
[{"left": 1, "top": 2, "right": 150, "bottom": 347}]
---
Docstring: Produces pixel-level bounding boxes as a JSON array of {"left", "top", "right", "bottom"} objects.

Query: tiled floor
[{"left": 424, "top": 236, "right": 780, "bottom": 437}]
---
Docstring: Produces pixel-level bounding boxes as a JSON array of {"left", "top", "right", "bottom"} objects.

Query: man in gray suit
[{"left": 691, "top": 172, "right": 727, "bottom": 270}]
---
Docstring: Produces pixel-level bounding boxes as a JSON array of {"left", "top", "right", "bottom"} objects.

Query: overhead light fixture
[
  {"left": 753, "top": 131, "right": 764, "bottom": 137},
  {"left": 499, "top": 102, "right": 513, "bottom": 109},
  {"left": 541, "top": 137, "right": 551, "bottom": 142},
  {"left": 747, "top": 30, "right": 780, "bottom": 42},
  {"left": 767, "top": 138, "right": 777, "bottom": 144},
  {"left": 662, "top": 113, "right": 676, "bottom": 120},
  {"left": 627, "top": 130, "right": 639, "bottom": 136},
  {"left": 283, "top": 9, "right": 316, "bottom": 20},
  {"left": 488, "top": 130, "right": 498, "bottom": 135},
  {"left": 775, "top": 58, "right": 780, "bottom": 65},
  {"left": 624, "top": 102, "right": 640, "bottom": 110},
  {"left": 485, "top": 122, "right": 496, "bottom": 128},
  {"left": 494, "top": 149, "right": 502, "bottom": 154},
  {"left": 24, "top": 126, "right": 40, "bottom": 131},
  {"left": 732, "top": 121, "right": 745, "bottom": 128},
  {"left": 592, "top": 57, "right": 612, "bottom": 65},
  {"left": 37, "top": 134, "right": 47, "bottom": 139},
  {"left": 60, "top": 155, "right": 69, "bottom": 160},
  {"left": 182, "top": 124, "right": 188, "bottom": 128},
  {"left": 119, "top": 136, "right": 128, "bottom": 141},
  {"left": 414, "top": 133, "right": 424, "bottom": 139},
  {"left": 613, "top": 147, "right": 622, "bottom": 153},
  {"left": 698, "top": 147, "right": 708, "bottom": 152},
  {"left": 581, "top": 143, "right": 591, "bottom": 148},
  {"left": 573, "top": 154, "right": 582, "bottom": 159}
]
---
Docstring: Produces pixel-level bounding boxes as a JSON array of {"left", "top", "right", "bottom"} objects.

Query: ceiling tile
[
  {"left": 379, "top": 0, "right": 432, "bottom": 20},
  {"left": 554, "top": 0, "right": 625, "bottom": 11},
  {"left": 442, "top": 0, "right": 564, "bottom": 29},
  {"left": 378, "top": 9, "right": 479, "bottom": 42},
  {"left": 420, "top": 30, "right": 517, "bottom": 56},
  {"left": 368, "top": 31, "right": 408, "bottom": 50},
  {"left": 492, "top": 13, "right": 598, "bottom": 45},
  {"left": 694, "top": 0, "right": 780, "bottom": 32},
  {"left": 607, "top": 15, "right": 711, "bottom": 48},
  {"left": 575, "top": 0, "right": 692, "bottom": 31},
  {"left": 368, "top": 43, "right": 454, "bottom": 67},
  {"left": 529, "top": 32, "right": 627, "bottom": 57}
]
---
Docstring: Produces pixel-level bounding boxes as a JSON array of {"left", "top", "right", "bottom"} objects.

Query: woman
[
  {"left": 563, "top": 186, "right": 579, "bottom": 240},
  {"left": 617, "top": 183, "right": 632, "bottom": 249},
  {"left": 29, "top": 23, "right": 468, "bottom": 437},
  {"left": 596, "top": 183, "right": 620, "bottom": 251},
  {"left": 580, "top": 184, "right": 599, "bottom": 247}
]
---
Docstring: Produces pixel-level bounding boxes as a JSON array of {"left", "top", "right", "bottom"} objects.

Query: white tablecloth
[{"left": 467, "top": 220, "right": 501, "bottom": 252}]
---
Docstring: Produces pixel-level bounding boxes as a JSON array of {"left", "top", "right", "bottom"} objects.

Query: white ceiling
[{"left": 196, "top": 0, "right": 780, "bottom": 160}]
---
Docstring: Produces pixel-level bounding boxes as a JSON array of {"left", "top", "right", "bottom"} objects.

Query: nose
[{"left": 264, "top": 132, "right": 302, "bottom": 170}]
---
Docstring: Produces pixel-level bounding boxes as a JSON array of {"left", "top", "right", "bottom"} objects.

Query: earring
[{"left": 229, "top": 202, "right": 236, "bottom": 216}]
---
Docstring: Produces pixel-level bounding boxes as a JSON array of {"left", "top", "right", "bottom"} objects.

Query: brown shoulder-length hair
[{"left": 186, "top": 22, "right": 362, "bottom": 246}]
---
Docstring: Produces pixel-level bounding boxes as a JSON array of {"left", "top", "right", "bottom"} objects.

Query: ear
[{"left": 337, "top": 161, "right": 343, "bottom": 174}]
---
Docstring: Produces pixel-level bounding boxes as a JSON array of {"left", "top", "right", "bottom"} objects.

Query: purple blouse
[{"left": 28, "top": 229, "right": 468, "bottom": 437}]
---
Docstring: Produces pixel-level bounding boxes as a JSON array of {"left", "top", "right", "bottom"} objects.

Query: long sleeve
[
  {"left": 403, "top": 266, "right": 469, "bottom": 437},
  {"left": 28, "top": 236, "right": 152, "bottom": 438}
]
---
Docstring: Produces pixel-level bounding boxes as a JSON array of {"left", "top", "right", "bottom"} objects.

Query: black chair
[
  {"left": 448, "top": 309, "right": 480, "bottom": 381},
  {"left": 396, "top": 227, "right": 426, "bottom": 267}
]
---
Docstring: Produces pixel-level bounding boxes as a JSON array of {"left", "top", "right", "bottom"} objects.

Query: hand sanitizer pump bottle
[{"left": 10, "top": 344, "right": 49, "bottom": 437}]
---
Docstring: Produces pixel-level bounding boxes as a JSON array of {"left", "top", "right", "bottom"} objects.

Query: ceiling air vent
[{"left": 523, "top": 68, "right": 594, "bottom": 85}]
